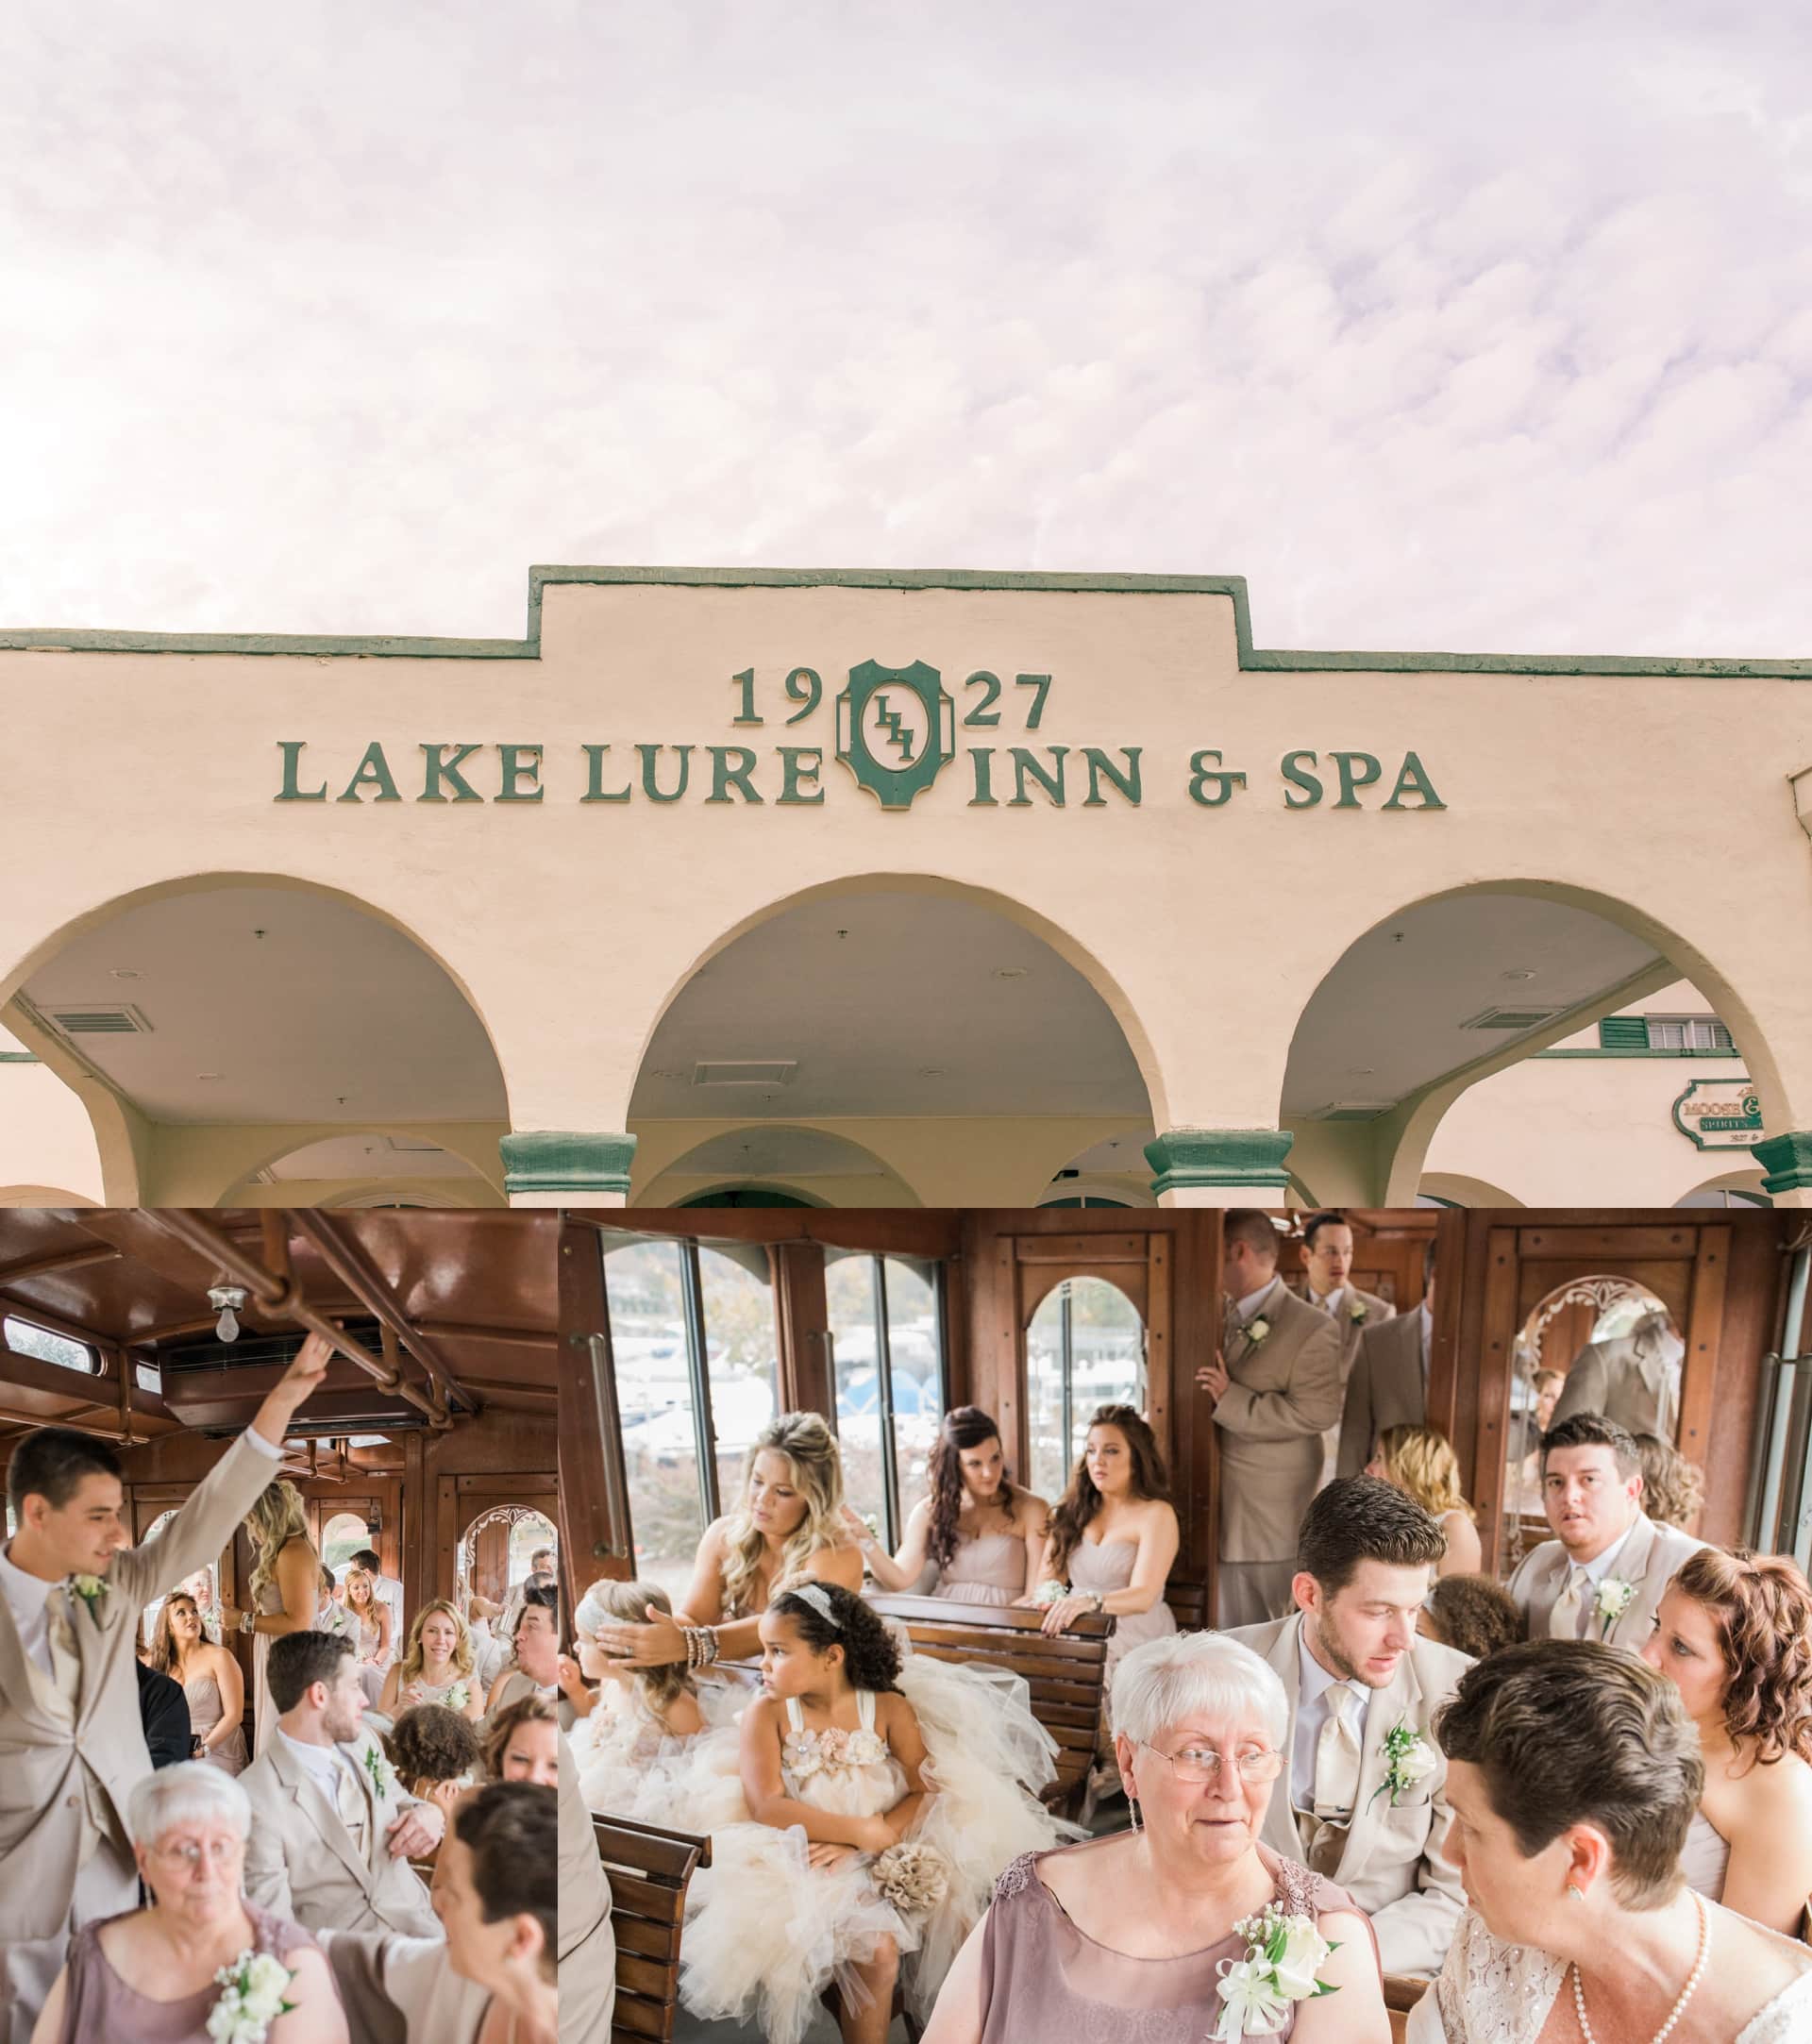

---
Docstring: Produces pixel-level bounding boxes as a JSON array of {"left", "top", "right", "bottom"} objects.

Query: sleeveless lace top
[{"left": 976, "top": 1837, "right": 1366, "bottom": 2042}]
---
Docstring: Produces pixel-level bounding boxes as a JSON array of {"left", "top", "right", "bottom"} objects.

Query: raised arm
[
  {"left": 845, "top": 1498, "right": 934, "bottom": 1592},
  {"left": 738, "top": 1697, "right": 896, "bottom": 1851},
  {"left": 1214, "top": 1320, "right": 1343, "bottom": 1440}
]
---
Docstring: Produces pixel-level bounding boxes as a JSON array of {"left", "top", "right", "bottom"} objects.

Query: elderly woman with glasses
[
  {"left": 31, "top": 1761, "right": 346, "bottom": 2044},
  {"left": 924, "top": 1632, "right": 1388, "bottom": 2043}
]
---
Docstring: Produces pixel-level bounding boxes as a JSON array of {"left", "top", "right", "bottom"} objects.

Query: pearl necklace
[{"left": 1571, "top": 1888, "right": 1710, "bottom": 2044}]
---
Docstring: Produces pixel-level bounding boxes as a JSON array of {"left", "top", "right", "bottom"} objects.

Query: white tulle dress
[
  {"left": 678, "top": 1651, "right": 1077, "bottom": 2044},
  {"left": 572, "top": 1676, "right": 748, "bottom": 1834}
]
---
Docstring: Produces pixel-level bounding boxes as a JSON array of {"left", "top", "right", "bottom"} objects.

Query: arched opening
[
  {"left": 629, "top": 880, "right": 1158, "bottom": 1208},
  {"left": 1024, "top": 1277, "right": 1147, "bottom": 1506},
  {"left": 1040, "top": 1129, "right": 1157, "bottom": 1209},
  {"left": 1675, "top": 1170, "right": 1772, "bottom": 1210},
  {"left": 5, "top": 876, "right": 510, "bottom": 1205},
  {"left": 1283, "top": 883, "right": 1772, "bottom": 1206},
  {"left": 639, "top": 1127, "right": 914, "bottom": 1208},
  {"left": 225, "top": 1130, "right": 503, "bottom": 1208},
  {"left": 1417, "top": 1170, "right": 1525, "bottom": 1209}
]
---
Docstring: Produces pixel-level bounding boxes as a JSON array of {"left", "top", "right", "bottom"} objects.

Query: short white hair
[
  {"left": 126, "top": 1760, "right": 251, "bottom": 1849},
  {"left": 1111, "top": 1632, "right": 1289, "bottom": 1751}
]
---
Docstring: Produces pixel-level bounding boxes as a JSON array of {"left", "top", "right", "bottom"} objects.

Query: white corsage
[
  {"left": 1348, "top": 1298, "right": 1368, "bottom": 1324},
  {"left": 206, "top": 1949, "right": 296, "bottom": 2043},
  {"left": 361, "top": 1746, "right": 392, "bottom": 1800},
  {"left": 445, "top": 1682, "right": 470, "bottom": 1713},
  {"left": 1211, "top": 1903, "right": 1339, "bottom": 2037},
  {"left": 1032, "top": 1580, "right": 1068, "bottom": 1605},
  {"left": 1369, "top": 1721, "right": 1437, "bottom": 1806},
  {"left": 1595, "top": 1578, "right": 1637, "bottom": 1636},
  {"left": 1244, "top": 1316, "right": 1272, "bottom": 1347},
  {"left": 68, "top": 1573, "right": 107, "bottom": 1620}
]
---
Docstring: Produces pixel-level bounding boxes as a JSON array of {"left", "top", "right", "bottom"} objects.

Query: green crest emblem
[{"left": 834, "top": 661, "right": 955, "bottom": 810}]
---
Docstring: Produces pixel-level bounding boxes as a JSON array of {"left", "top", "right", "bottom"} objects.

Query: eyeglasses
[
  {"left": 148, "top": 1836, "right": 242, "bottom": 1873},
  {"left": 1137, "top": 1739, "right": 1284, "bottom": 1785}
]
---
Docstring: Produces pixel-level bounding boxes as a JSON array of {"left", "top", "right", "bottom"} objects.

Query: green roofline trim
[{"left": 1, "top": 566, "right": 1807, "bottom": 678}]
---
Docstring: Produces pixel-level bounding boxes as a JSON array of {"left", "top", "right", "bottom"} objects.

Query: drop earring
[{"left": 1128, "top": 1799, "right": 1142, "bottom": 1834}]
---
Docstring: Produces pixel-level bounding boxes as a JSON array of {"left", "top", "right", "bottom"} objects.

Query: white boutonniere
[
  {"left": 361, "top": 1745, "right": 392, "bottom": 1800},
  {"left": 67, "top": 1573, "right": 107, "bottom": 1620},
  {"left": 207, "top": 1949, "right": 296, "bottom": 2043},
  {"left": 1369, "top": 1721, "right": 1437, "bottom": 1806},
  {"left": 1348, "top": 1298, "right": 1368, "bottom": 1324},
  {"left": 1595, "top": 1578, "right": 1637, "bottom": 1636},
  {"left": 1244, "top": 1316, "right": 1272, "bottom": 1347},
  {"left": 1210, "top": 1902, "right": 1340, "bottom": 2037}
]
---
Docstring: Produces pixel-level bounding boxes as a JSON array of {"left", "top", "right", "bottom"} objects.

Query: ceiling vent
[
  {"left": 45, "top": 1003, "right": 154, "bottom": 1036},
  {"left": 693, "top": 1061, "right": 797, "bottom": 1087},
  {"left": 1460, "top": 1006, "right": 1563, "bottom": 1031},
  {"left": 1308, "top": 1102, "right": 1395, "bottom": 1122}
]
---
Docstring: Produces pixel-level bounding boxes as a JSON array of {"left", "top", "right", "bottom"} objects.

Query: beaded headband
[{"left": 788, "top": 1581, "right": 840, "bottom": 1630}]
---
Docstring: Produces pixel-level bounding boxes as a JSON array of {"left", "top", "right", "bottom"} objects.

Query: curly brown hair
[
  {"left": 1668, "top": 1547, "right": 1812, "bottom": 1769},
  {"left": 1635, "top": 1434, "right": 1704, "bottom": 1533},
  {"left": 481, "top": 1693, "right": 559, "bottom": 1781},
  {"left": 1046, "top": 1405, "right": 1169, "bottom": 1582},
  {"left": 1423, "top": 1573, "right": 1523, "bottom": 1660},
  {"left": 925, "top": 1407, "right": 1025, "bottom": 1570},
  {"left": 388, "top": 1701, "right": 482, "bottom": 1786}
]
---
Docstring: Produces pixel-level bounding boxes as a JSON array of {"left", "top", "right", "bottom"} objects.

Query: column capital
[
  {"left": 1145, "top": 1129, "right": 1294, "bottom": 1205},
  {"left": 1756, "top": 1131, "right": 1812, "bottom": 1199},
  {"left": 499, "top": 1130, "right": 636, "bottom": 1206}
]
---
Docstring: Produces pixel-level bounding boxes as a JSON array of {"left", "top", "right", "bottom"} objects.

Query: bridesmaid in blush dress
[
  {"left": 1017, "top": 1404, "right": 1179, "bottom": 1804},
  {"left": 146, "top": 1592, "right": 247, "bottom": 1775},
  {"left": 848, "top": 1406, "right": 1049, "bottom": 1607}
]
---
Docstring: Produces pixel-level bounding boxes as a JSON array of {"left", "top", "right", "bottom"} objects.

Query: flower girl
[
  {"left": 571, "top": 1578, "right": 745, "bottom": 1827},
  {"left": 680, "top": 1581, "right": 1074, "bottom": 2044}
]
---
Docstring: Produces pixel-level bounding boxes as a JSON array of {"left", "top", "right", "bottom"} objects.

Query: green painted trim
[
  {"left": 1756, "top": 1131, "right": 1812, "bottom": 1198},
  {"left": 2, "top": 564, "right": 1806, "bottom": 676},
  {"left": 499, "top": 1130, "right": 636, "bottom": 1198},
  {"left": 1533, "top": 1047, "right": 1747, "bottom": 1061},
  {"left": 0, "top": 1051, "right": 41, "bottom": 1063},
  {"left": 1145, "top": 1128, "right": 1294, "bottom": 1196}
]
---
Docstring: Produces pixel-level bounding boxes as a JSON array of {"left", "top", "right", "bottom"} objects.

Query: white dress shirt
[
  {"left": 1307, "top": 1283, "right": 1348, "bottom": 1316},
  {"left": 277, "top": 1726, "right": 360, "bottom": 1806},
  {"left": 1, "top": 1427, "right": 278, "bottom": 1675},
  {"left": 1290, "top": 1628, "right": 1372, "bottom": 1813}
]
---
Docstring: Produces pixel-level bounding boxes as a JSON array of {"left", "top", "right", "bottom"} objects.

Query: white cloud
[{"left": 0, "top": 0, "right": 1808, "bottom": 656}]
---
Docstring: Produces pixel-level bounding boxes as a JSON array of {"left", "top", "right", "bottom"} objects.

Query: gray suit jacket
[
  {"left": 1337, "top": 1307, "right": 1429, "bottom": 1479},
  {"left": 1294, "top": 1283, "right": 1396, "bottom": 1380},
  {"left": 1213, "top": 1283, "right": 1343, "bottom": 1563},
  {"left": 0, "top": 1429, "right": 277, "bottom": 1942},
  {"left": 559, "top": 1730, "right": 613, "bottom": 2043},
  {"left": 242, "top": 1723, "right": 440, "bottom": 1938},
  {"left": 1229, "top": 1612, "right": 1471, "bottom": 1979},
  {"left": 1506, "top": 1512, "right": 1704, "bottom": 1648},
  {"left": 1551, "top": 1335, "right": 1681, "bottom": 1442}
]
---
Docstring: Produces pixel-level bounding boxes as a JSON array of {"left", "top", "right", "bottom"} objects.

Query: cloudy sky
[{"left": 4, "top": 2, "right": 1809, "bottom": 654}]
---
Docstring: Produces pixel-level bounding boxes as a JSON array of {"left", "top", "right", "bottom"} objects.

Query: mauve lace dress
[{"left": 974, "top": 1837, "right": 1371, "bottom": 2043}]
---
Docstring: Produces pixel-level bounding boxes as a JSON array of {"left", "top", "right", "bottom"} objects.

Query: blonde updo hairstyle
[
  {"left": 245, "top": 1479, "right": 311, "bottom": 1603},
  {"left": 1373, "top": 1424, "right": 1473, "bottom": 1521},
  {"left": 719, "top": 1413, "right": 848, "bottom": 1620}
]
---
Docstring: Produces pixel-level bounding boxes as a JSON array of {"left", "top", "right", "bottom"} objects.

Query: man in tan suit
[
  {"left": 1197, "top": 1210, "right": 1342, "bottom": 1627},
  {"left": 242, "top": 1628, "right": 445, "bottom": 1937},
  {"left": 1507, "top": 1410, "right": 1703, "bottom": 1647},
  {"left": 0, "top": 1335, "right": 330, "bottom": 2044},
  {"left": 1291, "top": 1212, "right": 1394, "bottom": 1484},
  {"left": 1551, "top": 1310, "right": 1684, "bottom": 1443},
  {"left": 1226, "top": 1477, "right": 1470, "bottom": 1978},
  {"left": 1337, "top": 1239, "right": 1436, "bottom": 1479}
]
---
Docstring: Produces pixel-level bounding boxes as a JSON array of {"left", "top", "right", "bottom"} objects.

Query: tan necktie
[
  {"left": 1312, "top": 1686, "right": 1363, "bottom": 1820},
  {"left": 1549, "top": 1565, "right": 1589, "bottom": 1640},
  {"left": 336, "top": 1758, "right": 369, "bottom": 1851},
  {"left": 44, "top": 1586, "right": 82, "bottom": 1706}
]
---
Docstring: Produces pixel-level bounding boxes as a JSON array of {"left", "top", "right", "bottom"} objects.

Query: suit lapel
[
  {"left": 1253, "top": 1617, "right": 1305, "bottom": 1859},
  {"left": 1339, "top": 1656, "right": 1408, "bottom": 1882},
  {"left": 277, "top": 1739, "right": 369, "bottom": 1886},
  {"left": 68, "top": 1583, "right": 107, "bottom": 1720},
  {"left": 1606, "top": 1516, "right": 1656, "bottom": 1646},
  {"left": 0, "top": 1583, "right": 57, "bottom": 1727},
  {"left": 346, "top": 1737, "right": 385, "bottom": 1875}
]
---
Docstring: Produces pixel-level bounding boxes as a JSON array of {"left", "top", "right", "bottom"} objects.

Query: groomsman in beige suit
[
  {"left": 1227, "top": 1477, "right": 1470, "bottom": 1978},
  {"left": 242, "top": 1628, "right": 445, "bottom": 1936},
  {"left": 1506, "top": 1411, "right": 1703, "bottom": 1647},
  {"left": 1197, "top": 1210, "right": 1343, "bottom": 1627},
  {"left": 1291, "top": 1212, "right": 1394, "bottom": 1484},
  {"left": 1337, "top": 1238, "right": 1437, "bottom": 1479},
  {"left": 1550, "top": 1310, "right": 1685, "bottom": 1443},
  {"left": 0, "top": 1335, "right": 330, "bottom": 2044}
]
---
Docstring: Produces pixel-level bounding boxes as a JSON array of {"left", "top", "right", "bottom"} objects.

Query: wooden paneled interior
[{"left": 570, "top": 1208, "right": 1800, "bottom": 1589}]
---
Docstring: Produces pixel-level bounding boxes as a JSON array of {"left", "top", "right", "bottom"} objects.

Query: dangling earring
[{"left": 1128, "top": 1798, "right": 1143, "bottom": 1835}]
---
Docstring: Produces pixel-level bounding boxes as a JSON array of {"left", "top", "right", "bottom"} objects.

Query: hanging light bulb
[{"left": 208, "top": 1284, "right": 248, "bottom": 1343}]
